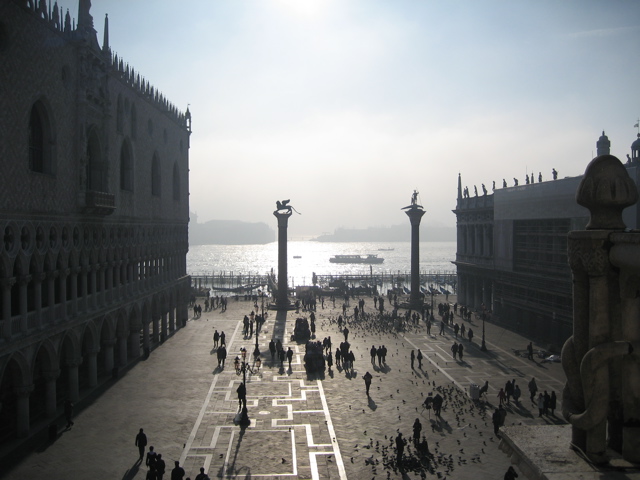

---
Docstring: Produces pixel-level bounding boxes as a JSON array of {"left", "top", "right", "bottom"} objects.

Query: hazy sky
[{"left": 57, "top": 1, "right": 639, "bottom": 237}]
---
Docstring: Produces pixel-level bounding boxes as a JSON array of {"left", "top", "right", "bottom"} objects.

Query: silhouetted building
[
  {"left": 0, "top": 0, "right": 190, "bottom": 444},
  {"left": 454, "top": 131, "right": 640, "bottom": 350}
]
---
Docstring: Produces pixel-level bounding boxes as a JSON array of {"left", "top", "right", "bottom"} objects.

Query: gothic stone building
[
  {"left": 0, "top": 0, "right": 191, "bottom": 444},
  {"left": 454, "top": 132, "right": 640, "bottom": 350}
]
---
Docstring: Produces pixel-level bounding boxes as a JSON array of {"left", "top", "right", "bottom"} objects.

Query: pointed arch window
[
  {"left": 151, "top": 154, "right": 161, "bottom": 197},
  {"left": 172, "top": 162, "right": 180, "bottom": 201},
  {"left": 87, "top": 129, "right": 107, "bottom": 192},
  {"left": 29, "top": 101, "right": 55, "bottom": 175},
  {"left": 131, "top": 103, "right": 137, "bottom": 139},
  {"left": 116, "top": 94, "right": 124, "bottom": 134},
  {"left": 120, "top": 140, "right": 133, "bottom": 191}
]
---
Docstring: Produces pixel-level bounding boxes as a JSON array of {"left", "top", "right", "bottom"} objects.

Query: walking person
[
  {"left": 410, "top": 350, "right": 415, "bottom": 369},
  {"left": 529, "top": 377, "right": 538, "bottom": 404},
  {"left": 64, "top": 399, "right": 74, "bottom": 428},
  {"left": 451, "top": 342, "right": 458, "bottom": 360},
  {"left": 498, "top": 388, "right": 507, "bottom": 406},
  {"left": 146, "top": 446, "right": 158, "bottom": 468},
  {"left": 370, "top": 345, "right": 377, "bottom": 364},
  {"left": 269, "top": 339, "right": 276, "bottom": 360},
  {"left": 155, "top": 454, "right": 166, "bottom": 480},
  {"left": 527, "top": 342, "right": 534, "bottom": 360},
  {"left": 412, "top": 418, "right": 422, "bottom": 447},
  {"left": 417, "top": 349, "right": 423, "bottom": 369},
  {"left": 550, "top": 391, "right": 557, "bottom": 416},
  {"left": 135, "top": 428, "right": 148, "bottom": 461},
  {"left": 395, "top": 432, "right": 405, "bottom": 467},
  {"left": 286, "top": 347, "right": 294, "bottom": 368},
  {"left": 213, "top": 330, "right": 219, "bottom": 348},
  {"left": 237, "top": 382, "right": 247, "bottom": 410},
  {"left": 537, "top": 393, "right": 545, "bottom": 417},
  {"left": 363, "top": 371, "right": 373, "bottom": 396},
  {"left": 171, "top": 461, "right": 186, "bottom": 480},
  {"left": 458, "top": 343, "right": 464, "bottom": 360}
]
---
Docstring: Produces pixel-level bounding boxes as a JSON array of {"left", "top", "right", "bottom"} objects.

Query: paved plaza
[{"left": 2, "top": 294, "right": 567, "bottom": 479}]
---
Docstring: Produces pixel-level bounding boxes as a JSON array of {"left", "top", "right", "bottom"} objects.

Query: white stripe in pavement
[
  {"left": 403, "top": 335, "right": 466, "bottom": 392},
  {"left": 179, "top": 318, "right": 243, "bottom": 466},
  {"left": 316, "top": 379, "right": 347, "bottom": 480}
]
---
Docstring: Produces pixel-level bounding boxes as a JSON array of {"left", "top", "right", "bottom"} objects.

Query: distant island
[
  {"left": 311, "top": 224, "right": 455, "bottom": 242},
  {"left": 190, "top": 219, "right": 275, "bottom": 245}
]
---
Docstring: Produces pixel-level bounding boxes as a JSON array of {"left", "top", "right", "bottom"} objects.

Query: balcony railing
[{"left": 81, "top": 190, "right": 116, "bottom": 215}]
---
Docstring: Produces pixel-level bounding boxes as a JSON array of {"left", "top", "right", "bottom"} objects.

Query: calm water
[{"left": 187, "top": 241, "right": 456, "bottom": 286}]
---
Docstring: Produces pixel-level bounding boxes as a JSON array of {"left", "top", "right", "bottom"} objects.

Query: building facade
[
  {"left": 0, "top": 0, "right": 191, "bottom": 444},
  {"left": 454, "top": 132, "right": 640, "bottom": 350}
]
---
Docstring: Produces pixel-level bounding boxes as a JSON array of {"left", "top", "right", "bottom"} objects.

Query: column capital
[
  {"left": 43, "top": 369, "right": 61, "bottom": 382},
  {"left": 1, "top": 277, "right": 17, "bottom": 288},
  {"left": 14, "top": 384, "right": 34, "bottom": 397},
  {"left": 19, "top": 275, "right": 32, "bottom": 286}
]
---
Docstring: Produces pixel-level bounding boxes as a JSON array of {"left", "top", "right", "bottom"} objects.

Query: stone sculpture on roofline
[{"left": 562, "top": 153, "right": 640, "bottom": 465}]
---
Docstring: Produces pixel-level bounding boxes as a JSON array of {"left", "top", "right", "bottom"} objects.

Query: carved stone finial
[{"left": 576, "top": 154, "right": 638, "bottom": 230}]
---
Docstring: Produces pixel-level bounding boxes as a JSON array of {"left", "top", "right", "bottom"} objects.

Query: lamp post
[
  {"left": 236, "top": 348, "right": 252, "bottom": 426},
  {"left": 253, "top": 292, "right": 263, "bottom": 359},
  {"left": 480, "top": 304, "right": 487, "bottom": 352}
]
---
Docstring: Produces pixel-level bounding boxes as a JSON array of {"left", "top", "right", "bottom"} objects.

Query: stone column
[
  {"left": 152, "top": 317, "right": 159, "bottom": 344},
  {"left": 33, "top": 273, "right": 43, "bottom": 327},
  {"left": 19, "top": 275, "right": 30, "bottom": 334},
  {"left": 128, "top": 330, "right": 140, "bottom": 360},
  {"left": 59, "top": 269, "right": 68, "bottom": 320},
  {"left": 404, "top": 205, "right": 426, "bottom": 310},
  {"left": 562, "top": 154, "right": 639, "bottom": 465},
  {"left": 106, "top": 262, "right": 113, "bottom": 303},
  {"left": 103, "top": 341, "right": 115, "bottom": 374},
  {"left": 142, "top": 321, "right": 150, "bottom": 353},
  {"left": 86, "top": 351, "right": 98, "bottom": 387},
  {"left": 66, "top": 360, "right": 81, "bottom": 402},
  {"left": 117, "top": 335, "right": 128, "bottom": 366},
  {"left": 70, "top": 267, "right": 79, "bottom": 316},
  {"left": 15, "top": 384, "right": 34, "bottom": 438},
  {"left": 273, "top": 210, "right": 293, "bottom": 310},
  {"left": 46, "top": 271, "right": 55, "bottom": 318},
  {"left": 161, "top": 312, "right": 167, "bottom": 342},
  {"left": 44, "top": 370, "right": 60, "bottom": 417},
  {"left": 2, "top": 278, "right": 15, "bottom": 340}
]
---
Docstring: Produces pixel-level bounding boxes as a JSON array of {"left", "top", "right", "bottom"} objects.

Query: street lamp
[
  {"left": 235, "top": 348, "right": 253, "bottom": 426},
  {"left": 254, "top": 290, "right": 265, "bottom": 359},
  {"left": 480, "top": 304, "right": 487, "bottom": 352}
]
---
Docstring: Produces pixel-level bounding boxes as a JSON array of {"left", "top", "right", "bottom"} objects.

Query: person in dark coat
[
  {"left": 155, "top": 454, "right": 166, "bottom": 480},
  {"left": 363, "top": 371, "right": 373, "bottom": 395},
  {"left": 64, "top": 399, "right": 74, "bottom": 428},
  {"left": 504, "top": 466, "right": 519, "bottom": 480},
  {"left": 171, "top": 461, "right": 186, "bottom": 480},
  {"left": 395, "top": 432, "right": 405, "bottom": 466},
  {"left": 269, "top": 340, "right": 276, "bottom": 360},
  {"left": 286, "top": 347, "right": 294, "bottom": 368},
  {"left": 237, "top": 382, "right": 247, "bottom": 410},
  {"left": 550, "top": 391, "right": 557, "bottom": 415},
  {"left": 492, "top": 408, "right": 501, "bottom": 437},
  {"left": 417, "top": 349, "right": 423, "bottom": 369},
  {"left": 135, "top": 428, "right": 148, "bottom": 460},
  {"left": 410, "top": 350, "right": 415, "bottom": 369},
  {"left": 412, "top": 418, "right": 422, "bottom": 447},
  {"left": 433, "top": 393, "right": 443, "bottom": 416}
]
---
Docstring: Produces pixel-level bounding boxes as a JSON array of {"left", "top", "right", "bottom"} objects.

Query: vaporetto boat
[{"left": 329, "top": 254, "right": 384, "bottom": 264}]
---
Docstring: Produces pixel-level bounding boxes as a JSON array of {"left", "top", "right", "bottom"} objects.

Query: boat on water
[
  {"left": 329, "top": 254, "right": 384, "bottom": 264},
  {"left": 378, "top": 248, "right": 395, "bottom": 251},
  {"left": 293, "top": 256, "right": 302, "bottom": 259}
]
